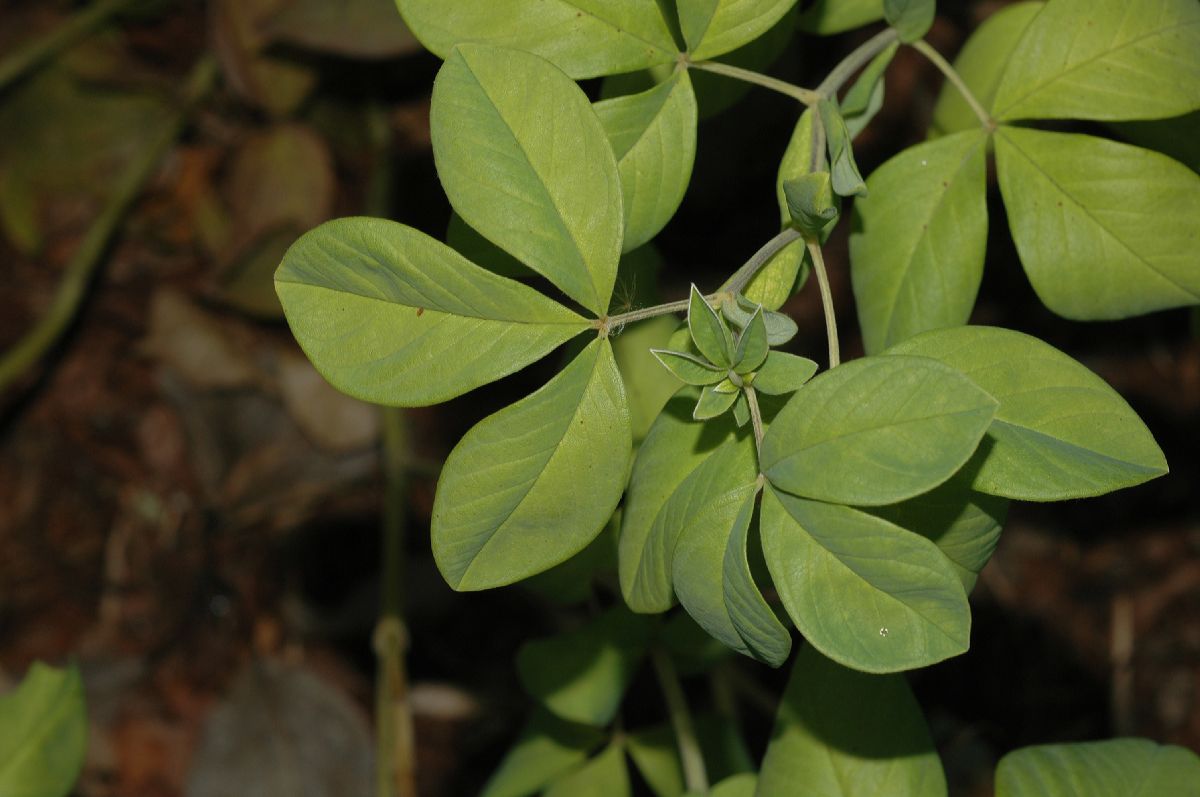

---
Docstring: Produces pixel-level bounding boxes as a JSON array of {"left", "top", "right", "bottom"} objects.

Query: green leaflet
[
  {"left": 431, "top": 44, "right": 623, "bottom": 315},
  {"left": 652, "top": 349, "right": 727, "bottom": 385},
  {"left": 627, "top": 717, "right": 755, "bottom": 796},
  {"left": 480, "top": 709, "right": 606, "bottom": 797},
  {"left": 626, "top": 725, "right": 685, "bottom": 797},
  {"left": 757, "top": 645, "right": 948, "bottom": 795},
  {"left": 886, "top": 326, "right": 1168, "bottom": 501},
  {"left": 516, "top": 607, "right": 651, "bottom": 727},
  {"left": 432, "top": 339, "right": 631, "bottom": 590},
  {"left": 275, "top": 218, "right": 588, "bottom": 406},
  {"left": 931, "top": 2, "right": 1043, "bottom": 136},
  {"left": 751, "top": 352, "right": 818, "bottom": 396},
  {"left": 688, "top": 285, "right": 735, "bottom": 366},
  {"left": 708, "top": 774, "right": 757, "bottom": 797},
  {"left": 992, "top": 0, "right": 1200, "bottom": 122},
  {"left": 995, "top": 127, "right": 1200, "bottom": 319},
  {"left": 818, "top": 100, "right": 868, "bottom": 198},
  {"left": 595, "top": 72, "right": 699, "bottom": 252},
  {"left": 760, "top": 489, "right": 971, "bottom": 673},
  {"left": 884, "top": 0, "right": 935, "bottom": 43},
  {"left": 0, "top": 663, "right": 87, "bottom": 797},
  {"left": 395, "top": 0, "right": 679, "bottom": 79},
  {"left": 721, "top": 295, "right": 799, "bottom": 346},
  {"left": 544, "top": 743, "right": 631, "bottom": 797},
  {"left": 723, "top": 492, "right": 792, "bottom": 666},
  {"left": 799, "top": 0, "right": 883, "bottom": 34},
  {"left": 995, "top": 739, "right": 1200, "bottom": 797},
  {"left": 760, "top": 356, "right": 998, "bottom": 506},
  {"left": 619, "top": 392, "right": 746, "bottom": 612},
  {"left": 841, "top": 42, "right": 896, "bottom": 138},
  {"left": 849, "top": 129, "right": 990, "bottom": 353},
  {"left": 693, "top": 383, "right": 740, "bottom": 419},
  {"left": 733, "top": 309, "right": 768, "bottom": 373},
  {"left": 614, "top": 316, "right": 688, "bottom": 441},
  {"left": 670, "top": 455, "right": 762, "bottom": 662},
  {"left": 869, "top": 469, "right": 1007, "bottom": 593},
  {"left": 678, "top": 0, "right": 801, "bottom": 60}
]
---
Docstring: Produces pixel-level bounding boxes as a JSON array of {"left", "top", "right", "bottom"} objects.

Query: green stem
[
  {"left": 745, "top": 386, "right": 765, "bottom": 458},
  {"left": 722, "top": 227, "right": 804, "bottom": 295},
  {"left": 0, "top": 55, "right": 218, "bottom": 394},
  {"left": 689, "top": 60, "right": 820, "bottom": 105},
  {"left": 650, "top": 645, "right": 708, "bottom": 793},
  {"left": 816, "top": 28, "right": 901, "bottom": 98},
  {"left": 806, "top": 241, "right": 840, "bottom": 369},
  {"left": 910, "top": 39, "right": 995, "bottom": 130},
  {"left": 0, "top": 0, "right": 139, "bottom": 91}
]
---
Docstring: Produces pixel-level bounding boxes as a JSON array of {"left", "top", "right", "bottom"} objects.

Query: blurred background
[{"left": 0, "top": 1, "right": 1197, "bottom": 795}]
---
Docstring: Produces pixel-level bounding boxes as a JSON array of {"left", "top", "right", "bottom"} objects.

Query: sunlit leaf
[
  {"left": 678, "top": 0, "right": 801, "bottom": 60},
  {"left": 276, "top": 218, "right": 589, "bottom": 406},
  {"left": 993, "top": 0, "right": 1200, "bottom": 122},
  {"left": 431, "top": 44, "right": 624, "bottom": 314},
  {"left": 761, "top": 490, "right": 971, "bottom": 673},
  {"left": 887, "top": 325, "right": 1168, "bottom": 500},
  {"left": 995, "top": 738, "right": 1200, "bottom": 797},
  {"left": 995, "top": 127, "right": 1200, "bottom": 319},
  {"left": 432, "top": 339, "right": 631, "bottom": 590}
]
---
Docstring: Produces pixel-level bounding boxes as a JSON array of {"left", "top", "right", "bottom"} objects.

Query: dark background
[{"left": 1, "top": 1, "right": 1197, "bottom": 795}]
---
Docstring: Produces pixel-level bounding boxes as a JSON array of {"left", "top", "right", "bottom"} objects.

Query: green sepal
[
  {"left": 694, "top": 385, "right": 740, "bottom": 420},
  {"left": 818, "top": 99, "right": 867, "bottom": 198},
  {"left": 884, "top": 0, "right": 935, "bottom": 43},
  {"left": 722, "top": 294, "right": 799, "bottom": 346},
  {"left": 688, "top": 284, "right": 735, "bottom": 367},
  {"left": 750, "top": 351, "right": 819, "bottom": 395},
  {"left": 732, "top": 393, "right": 751, "bottom": 427},
  {"left": 783, "top": 172, "right": 840, "bottom": 237},
  {"left": 651, "top": 349, "right": 727, "bottom": 385},
  {"left": 733, "top": 308, "right": 769, "bottom": 374}
]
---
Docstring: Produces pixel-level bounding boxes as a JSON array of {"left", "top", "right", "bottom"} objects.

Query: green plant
[{"left": 275, "top": 0, "right": 1200, "bottom": 793}]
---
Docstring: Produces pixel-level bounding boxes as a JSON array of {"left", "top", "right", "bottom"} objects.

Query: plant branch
[
  {"left": 0, "top": 55, "right": 218, "bottom": 395},
  {"left": 650, "top": 645, "right": 709, "bottom": 793},
  {"left": 689, "top": 60, "right": 820, "bottom": 105},
  {"left": 0, "top": 0, "right": 139, "bottom": 92},
  {"left": 721, "top": 227, "right": 804, "bottom": 295},
  {"left": 910, "top": 39, "right": 995, "bottom": 130},
  {"left": 816, "top": 28, "right": 901, "bottom": 98},
  {"left": 745, "top": 386, "right": 765, "bottom": 458},
  {"left": 806, "top": 241, "right": 840, "bottom": 369}
]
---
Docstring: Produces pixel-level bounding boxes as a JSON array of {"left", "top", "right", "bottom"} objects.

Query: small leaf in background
[
  {"left": 276, "top": 218, "right": 589, "bottom": 406},
  {"left": 678, "top": 0, "right": 802, "bottom": 60},
  {"left": 995, "top": 738, "right": 1200, "bottom": 797},
  {"left": 782, "top": 172, "right": 839, "bottom": 238},
  {"left": 0, "top": 63, "right": 172, "bottom": 254},
  {"left": 186, "top": 659, "right": 372, "bottom": 797},
  {"left": 748, "top": 352, "right": 817, "bottom": 395},
  {"left": 0, "top": 662, "right": 87, "bottom": 797},
  {"left": 480, "top": 709, "right": 606, "bottom": 797},
  {"left": 722, "top": 295, "right": 799, "bottom": 346},
  {"left": 1111, "top": 109, "right": 1200, "bottom": 173},
  {"left": 264, "top": 0, "right": 422, "bottom": 59},
  {"left": 432, "top": 339, "right": 631, "bottom": 590},
  {"left": 612, "top": 316, "right": 683, "bottom": 441},
  {"left": 595, "top": 71, "right": 698, "bottom": 252},
  {"left": 992, "top": 0, "right": 1200, "bottom": 123},
  {"left": 210, "top": 0, "right": 316, "bottom": 117},
  {"left": 887, "top": 325, "right": 1169, "bottom": 501},
  {"left": 708, "top": 774, "right": 757, "bottom": 797},
  {"left": 627, "top": 725, "right": 686, "bottom": 797},
  {"left": 732, "top": 309, "right": 768, "bottom": 374},
  {"left": 652, "top": 349, "right": 727, "bottom": 386},
  {"left": 930, "top": 1, "right": 1043, "bottom": 136},
  {"left": 732, "top": 393, "right": 750, "bottom": 427},
  {"left": 620, "top": 393, "right": 744, "bottom": 612},
  {"left": 818, "top": 100, "right": 868, "bottom": 198},
  {"left": 884, "top": 0, "right": 936, "bottom": 43},
  {"left": 670, "top": 450, "right": 762, "bottom": 660},
  {"left": 397, "top": 0, "right": 679, "bottom": 79},
  {"left": 799, "top": 0, "right": 884, "bottom": 34},
  {"left": 761, "top": 356, "right": 997, "bottom": 506},
  {"left": 849, "top": 129, "right": 989, "bottom": 353},
  {"left": 723, "top": 493, "right": 793, "bottom": 666},
  {"left": 516, "top": 607, "right": 651, "bottom": 727},
  {"left": 544, "top": 742, "right": 632, "bottom": 797},
  {"left": 868, "top": 469, "right": 1007, "bottom": 593},
  {"left": 995, "top": 127, "right": 1200, "bottom": 320},
  {"left": 431, "top": 44, "right": 624, "bottom": 315},
  {"left": 761, "top": 489, "right": 971, "bottom": 673},
  {"left": 688, "top": 285, "right": 735, "bottom": 367},
  {"left": 757, "top": 644, "right": 947, "bottom": 795},
  {"left": 693, "top": 384, "right": 740, "bottom": 420}
]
